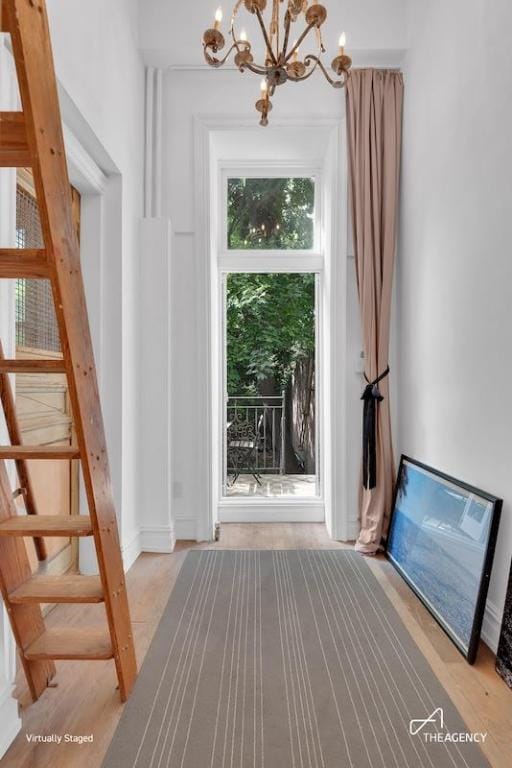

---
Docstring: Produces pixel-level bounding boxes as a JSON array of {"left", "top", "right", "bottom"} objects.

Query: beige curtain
[{"left": 346, "top": 69, "right": 404, "bottom": 555}]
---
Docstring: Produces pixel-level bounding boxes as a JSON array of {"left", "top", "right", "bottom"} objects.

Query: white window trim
[{"left": 217, "top": 166, "right": 325, "bottom": 521}]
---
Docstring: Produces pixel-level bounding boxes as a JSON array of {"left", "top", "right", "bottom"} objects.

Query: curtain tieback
[{"left": 361, "top": 366, "right": 390, "bottom": 490}]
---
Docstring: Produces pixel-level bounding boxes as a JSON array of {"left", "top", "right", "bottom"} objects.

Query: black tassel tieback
[{"left": 361, "top": 366, "right": 390, "bottom": 490}]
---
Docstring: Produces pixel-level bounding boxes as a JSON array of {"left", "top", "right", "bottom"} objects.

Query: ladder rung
[
  {"left": 10, "top": 575, "right": 104, "bottom": 604},
  {"left": 0, "top": 446, "right": 80, "bottom": 460},
  {"left": 24, "top": 628, "right": 113, "bottom": 661},
  {"left": 0, "top": 515, "right": 93, "bottom": 537},
  {"left": 0, "top": 112, "right": 31, "bottom": 167},
  {"left": 0, "top": 359, "right": 67, "bottom": 374},
  {"left": 0, "top": 249, "right": 49, "bottom": 278}
]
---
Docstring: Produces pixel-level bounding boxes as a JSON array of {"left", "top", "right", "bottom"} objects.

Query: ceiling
[{"left": 139, "top": 0, "right": 408, "bottom": 69}]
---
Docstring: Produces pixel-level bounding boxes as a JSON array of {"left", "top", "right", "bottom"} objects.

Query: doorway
[
  {"left": 214, "top": 172, "right": 325, "bottom": 523},
  {"left": 223, "top": 272, "right": 320, "bottom": 502},
  {"left": 199, "top": 119, "right": 349, "bottom": 539}
]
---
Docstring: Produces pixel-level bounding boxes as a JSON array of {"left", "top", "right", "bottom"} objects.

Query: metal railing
[{"left": 226, "top": 393, "right": 285, "bottom": 475}]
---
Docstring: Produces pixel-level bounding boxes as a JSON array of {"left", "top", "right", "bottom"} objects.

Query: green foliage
[
  {"left": 228, "top": 177, "right": 315, "bottom": 250},
  {"left": 227, "top": 273, "right": 315, "bottom": 395}
]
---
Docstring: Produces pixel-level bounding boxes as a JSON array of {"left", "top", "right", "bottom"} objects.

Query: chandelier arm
[
  {"left": 315, "top": 57, "right": 347, "bottom": 87},
  {"left": 230, "top": 0, "right": 244, "bottom": 49},
  {"left": 284, "top": 23, "right": 316, "bottom": 64},
  {"left": 203, "top": 42, "right": 239, "bottom": 68},
  {"left": 282, "top": 10, "right": 292, "bottom": 61},
  {"left": 230, "top": 30, "right": 241, "bottom": 54},
  {"left": 287, "top": 55, "right": 321, "bottom": 82},
  {"left": 271, "top": 0, "right": 279, "bottom": 59},
  {"left": 317, "top": 26, "right": 326, "bottom": 54},
  {"left": 231, "top": 0, "right": 244, "bottom": 30},
  {"left": 295, "top": 55, "right": 347, "bottom": 87},
  {"left": 254, "top": 7, "right": 278, "bottom": 65},
  {"left": 239, "top": 61, "right": 271, "bottom": 75},
  {"left": 276, "top": 0, "right": 280, "bottom": 59}
]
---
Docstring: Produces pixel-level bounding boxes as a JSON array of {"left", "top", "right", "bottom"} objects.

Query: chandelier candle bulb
[
  {"left": 240, "top": 28, "right": 248, "bottom": 42},
  {"left": 214, "top": 7, "right": 223, "bottom": 30},
  {"left": 338, "top": 32, "right": 346, "bottom": 55},
  {"left": 260, "top": 78, "right": 268, "bottom": 97}
]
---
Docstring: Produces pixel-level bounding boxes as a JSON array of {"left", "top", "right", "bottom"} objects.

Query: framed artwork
[
  {"left": 386, "top": 456, "right": 502, "bottom": 664},
  {"left": 496, "top": 560, "right": 512, "bottom": 688}
]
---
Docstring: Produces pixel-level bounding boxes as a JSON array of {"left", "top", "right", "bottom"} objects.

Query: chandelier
[{"left": 202, "top": 1, "right": 352, "bottom": 126}]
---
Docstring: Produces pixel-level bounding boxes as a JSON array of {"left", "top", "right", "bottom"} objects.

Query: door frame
[
  {"left": 194, "top": 114, "right": 349, "bottom": 540},
  {"left": 218, "top": 267, "right": 324, "bottom": 523}
]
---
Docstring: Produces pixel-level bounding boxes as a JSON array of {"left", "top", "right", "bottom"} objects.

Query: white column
[
  {"left": 137, "top": 66, "right": 174, "bottom": 552},
  {"left": 138, "top": 218, "right": 174, "bottom": 552}
]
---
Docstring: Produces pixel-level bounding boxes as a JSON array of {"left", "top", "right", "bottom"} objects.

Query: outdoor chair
[{"left": 227, "top": 413, "right": 264, "bottom": 486}]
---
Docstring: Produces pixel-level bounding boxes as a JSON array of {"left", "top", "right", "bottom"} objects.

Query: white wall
[
  {"left": 398, "top": 0, "right": 512, "bottom": 650},
  {"left": 45, "top": 0, "right": 145, "bottom": 551}
]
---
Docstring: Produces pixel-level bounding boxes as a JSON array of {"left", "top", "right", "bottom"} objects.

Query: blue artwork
[{"left": 387, "top": 458, "right": 501, "bottom": 662}]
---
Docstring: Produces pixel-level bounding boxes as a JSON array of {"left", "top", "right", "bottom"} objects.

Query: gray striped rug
[{"left": 104, "top": 550, "right": 489, "bottom": 768}]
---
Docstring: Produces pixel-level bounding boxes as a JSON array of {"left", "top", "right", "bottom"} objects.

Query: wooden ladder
[{"left": 0, "top": 0, "right": 137, "bottom": 702}]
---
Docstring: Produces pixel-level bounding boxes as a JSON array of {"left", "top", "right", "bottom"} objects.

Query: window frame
[
  {"left": 215, "top": 159, "right": 326, "bottom": 512},
  {"left": 218, "top": 162, "right": 324, "bottom": 273}
]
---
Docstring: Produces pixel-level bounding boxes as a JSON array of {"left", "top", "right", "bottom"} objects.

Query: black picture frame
[{"left": 386, "top": 455, "right": 502, "bottom": 664}]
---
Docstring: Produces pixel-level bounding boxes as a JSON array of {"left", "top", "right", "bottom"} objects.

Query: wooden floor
[{"left": 1, "top": 524, "right": 510, "bottom": 767}]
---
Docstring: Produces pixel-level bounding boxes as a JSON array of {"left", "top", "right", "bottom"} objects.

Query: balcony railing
[{"left": 226, "top": 394, "right": 285, "bottom": 477}]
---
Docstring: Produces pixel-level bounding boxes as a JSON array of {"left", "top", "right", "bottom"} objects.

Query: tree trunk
[{"left": 287, "top": 356, "right": 315, "bottom": 474}]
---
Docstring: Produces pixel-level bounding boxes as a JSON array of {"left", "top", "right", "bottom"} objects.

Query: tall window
[{"left": 222, "top": 175, "right": 320, "bottom": 501}]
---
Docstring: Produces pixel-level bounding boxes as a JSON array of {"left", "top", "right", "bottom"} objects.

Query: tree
[
  {"left": 226, "top": 273, "right": 315, "bottom": 395},
  {"left": 228, "top": 177, "right": 314, "bottom": 250}
]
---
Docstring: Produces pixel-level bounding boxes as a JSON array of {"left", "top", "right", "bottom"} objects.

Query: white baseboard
[
  {"left": 174, "top": 517, "right": 199, "bottom": 540},
  {"left": 218, "top": 503, "right": 324, "bottom": 523},
  {"left": 121, "top": 531, "right": 142, "bottom": 572},
  {"left": 122, "top": 524, "right": 177, "bottom": 566},
  {"left": 481, "top": 598, "right": 502, "bottom": 654},
  {"left": 0, "top": 687, "right": 21, "bottom": 760},
  {"left": 140, "top": 525, "right": 175, "bottom": 553}
]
